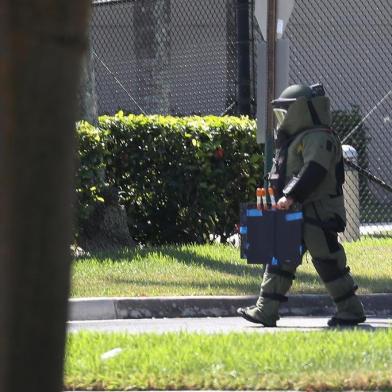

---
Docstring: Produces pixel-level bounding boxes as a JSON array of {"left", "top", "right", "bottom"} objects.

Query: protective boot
[
  {"left": 237, "top": 305, "right": 277, "bottom": 327},
  {"left": 325, "top": 273, "right": 366, "bottom": 326},
  {"left": 313, "top": 258, "right": 366, "bottom": 326},
  {"left": 237, "top": 265, "right": 296, "bottom": 327}
]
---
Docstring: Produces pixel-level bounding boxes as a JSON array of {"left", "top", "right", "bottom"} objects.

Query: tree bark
[
  {"left": 0, "top": 2, "right": 90, "bottom": 392},
  {"left": 77, "top": 30, "right": 98, "bottom": 123},
  {"left": 134, "top": 0, "right": 171, "bottom": 114}
]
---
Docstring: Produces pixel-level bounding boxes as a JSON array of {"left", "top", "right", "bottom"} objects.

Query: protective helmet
[{"left": 272, "top": 83, "right": 325, "bottom": 127}]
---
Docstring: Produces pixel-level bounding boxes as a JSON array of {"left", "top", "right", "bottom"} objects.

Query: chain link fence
[
  {"left": 90, "top": 0, "right": 245, "bottom": 116},
  {"left": 89, "top": 0, "right": 392, "bottom": 254},
  {"left": 284, "top": 0, "right": 392, "bottom": 249}
]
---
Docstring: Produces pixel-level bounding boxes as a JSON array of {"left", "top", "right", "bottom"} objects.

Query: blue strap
[
  {"left": 247, "top": 209, "right": 263, "bottom": 217},
  {"left": 285, "top": 211, "right": 303, "bottom": 221},
  {"left": 239, "top": 226, "right": 248, "bottom": 234}
]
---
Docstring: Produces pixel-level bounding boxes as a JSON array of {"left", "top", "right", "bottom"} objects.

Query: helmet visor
[{"left": 273, "top": 108, "right": 287, "bottom": 128}]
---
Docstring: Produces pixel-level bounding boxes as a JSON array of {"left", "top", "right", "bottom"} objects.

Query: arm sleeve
[
  {"left": 283, "top": 131, "right": 336, "bottom": 202},
  {"left": 283, "top": 162, "right": 327, "bottom": 202}
]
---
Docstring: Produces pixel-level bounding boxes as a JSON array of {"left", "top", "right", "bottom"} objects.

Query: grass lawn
[
  {"left": 71, "top": 238, "right": 392, "bottom": 297},
  {"left": 64, "top": 329, "right": 392, "bottom": 391}
]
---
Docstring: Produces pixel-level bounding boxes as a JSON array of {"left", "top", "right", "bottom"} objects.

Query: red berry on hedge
[{"left": 214, "top": 147, "right": 224, "bottom": 159}]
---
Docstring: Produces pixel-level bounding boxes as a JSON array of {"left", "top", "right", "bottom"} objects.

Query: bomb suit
[{"left": 238, "top": 84, "right": 366, "bottom": 327}]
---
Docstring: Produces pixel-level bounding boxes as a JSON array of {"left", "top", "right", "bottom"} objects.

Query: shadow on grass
[
  {"left": 354, "top": 275, "right": 392, "bottom": 294},
  {"left": 110, "top": 277, "right": 260, "bottom": 292},
  {"left": 78, "top": 246, "right": 392, "bottom": 294},
  {"left": 80, "top": 245, "right": 263, "bottom": 277}
]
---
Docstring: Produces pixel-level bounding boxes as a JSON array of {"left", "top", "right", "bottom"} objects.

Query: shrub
[
  {"left": 76, "top": 113, "right": 262, "bottom": 245},
  {"left": 75, "top": 121, "right": 108, "bottom": 234}
]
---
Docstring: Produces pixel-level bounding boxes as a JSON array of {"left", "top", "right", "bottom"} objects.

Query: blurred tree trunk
[
  {"left": 77, "top": 29, "right": 98, "bottom": 123},
  {"left": 134, "top": 0, "right": 171, "bottom": 114},
  {"left": 0, "top": 2, "right": 90, "bottom": 392}
]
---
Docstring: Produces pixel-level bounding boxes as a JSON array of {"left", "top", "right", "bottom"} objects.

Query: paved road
[{"left": 67, "top": 316, "right": 391, "bottom": 334}]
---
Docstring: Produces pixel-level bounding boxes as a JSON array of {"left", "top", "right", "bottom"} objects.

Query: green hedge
[
  {"left": 76, "top": 113, "right": 262, "bottom": 245},
  {"left": 76, "top": 121, "right": 108, "bottom": 223}
]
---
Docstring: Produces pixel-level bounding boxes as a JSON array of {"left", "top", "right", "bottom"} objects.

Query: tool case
[{"left": 239, "top": 203, "right": 304, "bottom": 266}]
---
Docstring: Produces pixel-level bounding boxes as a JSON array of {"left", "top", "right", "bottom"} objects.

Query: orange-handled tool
[
  {"left": 256, "top": 188, "right": 263, "bottom": 210},
  {"left": 268, "top": 187, "right": 276, "bottom": 209},
  {"left": 261, "top": 188, "right": 268, "bottom": 209}
]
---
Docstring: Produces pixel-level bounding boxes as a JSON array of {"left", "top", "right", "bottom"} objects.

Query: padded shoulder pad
[{"left": 301, "top": 130, "right": 337, "bottom": 170}]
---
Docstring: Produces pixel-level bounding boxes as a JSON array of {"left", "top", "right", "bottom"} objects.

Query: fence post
[
  {"left": 341, "top": 145, "right": 361, "bottom": 242},
  {"left": 263, "top": 0, "right": 277, "bottom": 181},
  {"left": 236, "top": 0, "right": 251, "bottom": 115}
]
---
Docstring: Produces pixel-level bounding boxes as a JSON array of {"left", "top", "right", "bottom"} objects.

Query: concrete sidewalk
[{"left": 68, "top": 293, "right": 392, "bottom": 321}]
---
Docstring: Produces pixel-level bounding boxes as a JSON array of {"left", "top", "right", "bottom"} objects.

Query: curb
[{"left": 68, "top": 294, "right": 392, "bottom": 321}]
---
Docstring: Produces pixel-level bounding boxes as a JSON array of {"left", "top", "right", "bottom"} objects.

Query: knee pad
[
  {"left": 258, "top": 265, "right": 296, "bottom": 303},
  {"left": 312, "top": 258, "right": 350, "bottom": 283},
  {"left": 314, "top": 258, "right": 360, "bottom": 305},
  {"left": 265, "top": 264, "right": 296, "bottom": 280}
]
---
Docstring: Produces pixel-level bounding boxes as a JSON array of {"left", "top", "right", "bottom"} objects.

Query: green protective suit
[{"left": 242, "top": 94, "right": 365, "bottom": 327}]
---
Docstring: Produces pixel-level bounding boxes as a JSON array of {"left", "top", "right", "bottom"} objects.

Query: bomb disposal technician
[{"left": 238, "top": 84, "right": 366, "bottom": 327}]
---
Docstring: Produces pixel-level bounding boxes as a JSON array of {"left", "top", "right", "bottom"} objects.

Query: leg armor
[
  {"left": 240, "top": 263, "right": 298, "bottom": 327},
  {"left": 303, "top": 202, "right": 365, "bottom": 323}
]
